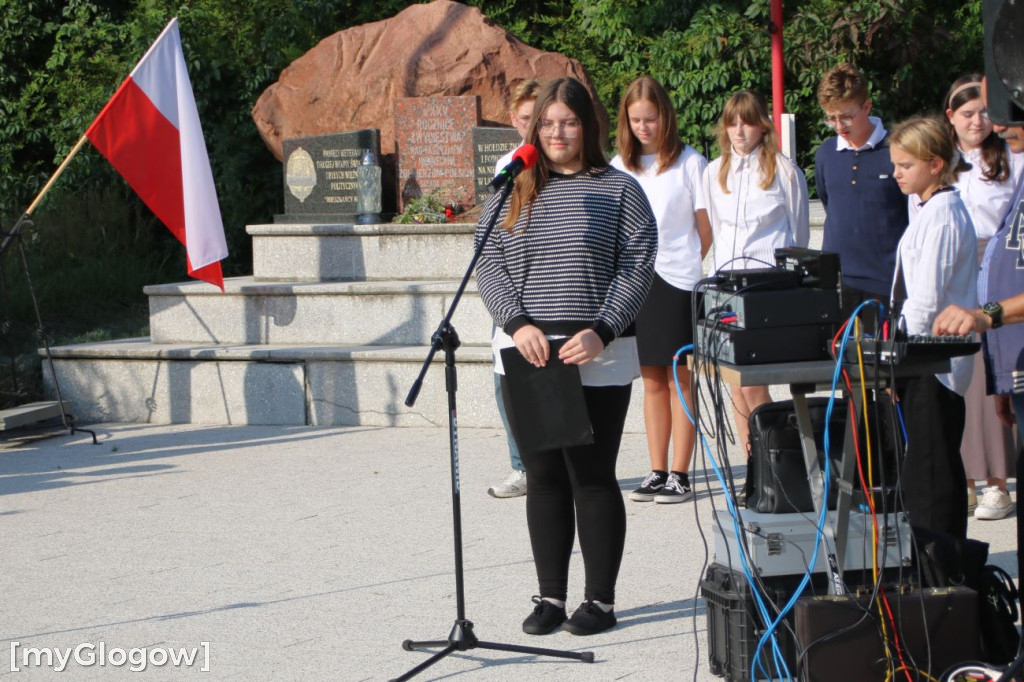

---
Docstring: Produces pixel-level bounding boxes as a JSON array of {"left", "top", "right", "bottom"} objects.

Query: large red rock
[{"left": 251, "top": 0, "right": 608, "bottom": 162}]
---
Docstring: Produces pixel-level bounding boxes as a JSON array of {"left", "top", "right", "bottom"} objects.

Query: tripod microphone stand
[
  {"left": 394, "top": 177, "right": 593, "bottom": 681},
  {"left": 1, "top": 212, "right": 96, "bottom": 444}
]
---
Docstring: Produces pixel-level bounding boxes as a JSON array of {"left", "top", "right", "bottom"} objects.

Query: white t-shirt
[
  {"left": 610, "top": 147, "right": 707, "bottom": 290},
  {"left": 908, "top": 145, "right": 1024, "bottom": 262},
  {"left": 491, "top": 329, "right": 640, "bottom": 386},
  {"left": 703, "top": 146, "right": 810, "bottom": 274}
]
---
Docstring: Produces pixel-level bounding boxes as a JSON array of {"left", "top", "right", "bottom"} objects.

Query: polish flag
[{"left": 86, "top": 18, "right": 227, "bottom": 290}]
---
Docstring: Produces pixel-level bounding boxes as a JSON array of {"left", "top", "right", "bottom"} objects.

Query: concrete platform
[
  {"left": 247, "top": 222, "right": 475, "bottom": 282},
  {"left": 42, "top": 339, "right": 662, "bottom": 431},
  {"left": 145, "top": 278, "right": 493, "bottom": 347}
]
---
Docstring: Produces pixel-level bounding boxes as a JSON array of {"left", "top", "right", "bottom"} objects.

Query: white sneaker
[
  {"left": 488, "top": 469, "right": 527, "bottom": 498},
  {"left": 975, "top": 486, "right": 1014, "bottom": 520}
]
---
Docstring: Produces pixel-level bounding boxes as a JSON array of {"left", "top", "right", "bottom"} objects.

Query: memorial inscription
[
  {"left": 277, "top": 130, "right": 381, "bottom": 224},
  {"left": 394, "top": 96, "right": 480, "bottom": 211},
  {"left": 472, "top": 127, "right": 523, "bottom": 205}
]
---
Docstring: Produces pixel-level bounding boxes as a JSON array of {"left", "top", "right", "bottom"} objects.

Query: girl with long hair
[
  {"left": 914, "top": 75, "right": 1023, "bottom": 520},
  {"left": 702, "top": 90, "right": 810, "bottom": 450},
  {"left": 610, "top": 76, "right": 711, "bottom": 504},
  {"left": 475, "top": 77, "right": 657, "bottom": 636}
]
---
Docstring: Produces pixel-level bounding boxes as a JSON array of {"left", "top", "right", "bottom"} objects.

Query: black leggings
[{"left": 505, "top": 382, "right": 631, "bottom": 605}]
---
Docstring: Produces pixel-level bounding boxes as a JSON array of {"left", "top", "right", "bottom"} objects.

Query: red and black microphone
[{"left": 487, "top": 143, "right": 539, "bottom": 194}]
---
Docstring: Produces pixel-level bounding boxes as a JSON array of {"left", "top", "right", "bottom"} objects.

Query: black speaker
[{"left": 984, "top": 0, "right": 1024, "bottom": 125}]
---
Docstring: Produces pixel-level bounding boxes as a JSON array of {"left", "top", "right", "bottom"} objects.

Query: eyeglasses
[
  {"left": 981, "top": 110, "right": 992, "bottom": 123},
  {"left": 822, "top": 112, "right": 860, "bottom": 129},
  {"left": 537, "top": 119, "right": 581, "bottom": 138}
]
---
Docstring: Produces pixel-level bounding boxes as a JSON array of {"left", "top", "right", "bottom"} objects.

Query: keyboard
[{"left": 842, "top": 335, "right": 980, "bottom": 365}]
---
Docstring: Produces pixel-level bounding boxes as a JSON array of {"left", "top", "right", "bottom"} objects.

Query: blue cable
[
  {"left": 674, "top": 344, "right": 790, "bottom": 681},
  {"left": 681, "top": 299, "right": 888, "bottom": 681}
]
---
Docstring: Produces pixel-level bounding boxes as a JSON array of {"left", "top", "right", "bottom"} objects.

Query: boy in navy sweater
[{"left": 814, "top": 64, "right": 908, "bottom": 320}]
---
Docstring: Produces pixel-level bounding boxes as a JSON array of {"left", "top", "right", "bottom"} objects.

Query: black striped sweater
[{"left": 475, "top": 166, "right": 657, "bottom": 345}]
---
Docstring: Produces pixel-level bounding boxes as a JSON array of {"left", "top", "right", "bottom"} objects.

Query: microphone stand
[
  {"left": 2, "top": 215, "right": 96, "bottom": 445},
  {"left": 1, "top": 134, "right": 97, "bottom": 443},
  {"left": 394, "top": 176, "right": 593, "bottom": 681}
]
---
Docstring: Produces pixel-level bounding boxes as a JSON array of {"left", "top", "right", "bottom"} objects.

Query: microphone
[{"left": 487, "top": 144, "right": 539, "bottom": 194}]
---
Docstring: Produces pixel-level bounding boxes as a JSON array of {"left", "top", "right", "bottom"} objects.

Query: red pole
[{"left": 770, "top": 0, "right": 784, "bottom": 148}]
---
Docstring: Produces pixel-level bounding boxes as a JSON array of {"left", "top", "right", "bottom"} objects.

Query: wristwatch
[{"left": 982, "top": 301, "right": 1004, "bottom": 329}]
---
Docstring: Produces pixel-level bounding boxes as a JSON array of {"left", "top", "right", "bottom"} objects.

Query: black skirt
[{"left": 635, "top": 272, "right": 698, "bottom": 366}]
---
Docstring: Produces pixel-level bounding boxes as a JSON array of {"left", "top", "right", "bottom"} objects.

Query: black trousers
[
  {"left": 503, "top": 381, "right": 631, "bottom": 604},
  {"left": 897, "top": 374, "right": 968, "bottom": 539}
]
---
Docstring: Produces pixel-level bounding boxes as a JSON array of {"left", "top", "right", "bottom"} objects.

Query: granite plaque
[
  {"left": 394, "top": 96, "right": 480, "bottom": 211},
  {"left": 473, "top": 127, "right": 523, "bottom": 205},
  {"left": 277, "top": 130, "right": 381, "bottom": 224}
]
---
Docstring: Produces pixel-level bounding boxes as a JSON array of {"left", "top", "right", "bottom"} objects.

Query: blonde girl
[{"left": 702, "top": 90, "right": 810, "bottom": 450}]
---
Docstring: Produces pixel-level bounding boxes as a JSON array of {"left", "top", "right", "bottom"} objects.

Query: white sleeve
[
  {"left": 686, "top": 150, "right": 709, "bottom": 212},
  {"left": 782, "top": 157, "right": 810, "bottom": 248}
]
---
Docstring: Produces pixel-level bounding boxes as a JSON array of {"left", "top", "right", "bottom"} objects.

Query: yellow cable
[{"left": 853, "top": 318, "right": 891, "bottom": 660}]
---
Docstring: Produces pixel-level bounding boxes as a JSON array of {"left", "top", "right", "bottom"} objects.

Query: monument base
[{"left": 274, "top": 213, "right": 358, "bottom": 224}]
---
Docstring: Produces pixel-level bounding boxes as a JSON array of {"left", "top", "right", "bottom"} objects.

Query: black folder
[{"left": 499, "top": 338, "right": 594, "bottom": 453}]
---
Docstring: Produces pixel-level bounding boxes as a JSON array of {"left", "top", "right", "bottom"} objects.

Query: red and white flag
[{"left": 86, "top": 18, "right": 227, "bottom": 290}]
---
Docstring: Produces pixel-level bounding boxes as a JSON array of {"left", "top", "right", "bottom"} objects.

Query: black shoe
[
  {"left": 522, "top": 596, "right": 567, "bottom": 635},
  {"left": 654, "top": 472, "right": 693, "bottom": 504},
  {"left": 628, "top": 471, "right": 667, "bottom": 502},
  {"left": 563, "top": 600, "right": 616, "bottom": 636}
]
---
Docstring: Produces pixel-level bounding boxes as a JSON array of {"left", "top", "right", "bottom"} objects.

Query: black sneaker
[
  {"left": 563, "top": 600, "right": 617, "bottom": 636},
  {"left": 522, "top": 596, "right": 567, "bottom": 635},
  {"left": 654, "top": 472, "right": 693, "bottom": 504},
  {"left": 628, "top": 471, "right": 667, "bottom": 502}
]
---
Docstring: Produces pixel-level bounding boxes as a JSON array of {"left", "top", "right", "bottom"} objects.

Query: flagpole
[{"left": 26, "top": 133, "right": 90, "bottom": 216}]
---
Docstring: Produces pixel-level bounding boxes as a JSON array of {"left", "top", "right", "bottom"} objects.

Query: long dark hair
[
  {"left": 945, "top": 73, "right": 1010, "bottom": 183},
  {"left": 502, "top": 77, "right": 607, "bottom": 231},
  {"left": 616, "top": 75, "right": 682, "bottom": 175}
]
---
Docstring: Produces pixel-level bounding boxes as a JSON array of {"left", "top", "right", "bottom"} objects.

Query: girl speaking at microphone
[{"left": 475, "top": 77, "right": 657, "bottom": 636}]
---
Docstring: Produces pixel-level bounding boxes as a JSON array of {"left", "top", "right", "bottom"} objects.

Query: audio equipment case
[{"left": 711, "top": 509, "right": 913, "bottom": 578}]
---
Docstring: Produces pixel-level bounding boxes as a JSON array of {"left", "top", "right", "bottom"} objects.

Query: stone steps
[
  {"left": 47, "top": 201, "right": 827, "bottom": 428},
  {"left": 146, "top": 277, "right": 493, "bottom": 345},
  {"left": 247, "top": 222, "right": 475, "bottom": 281},
  {"left": 44, "top": 338, "right": 650, "bottom": 430}
]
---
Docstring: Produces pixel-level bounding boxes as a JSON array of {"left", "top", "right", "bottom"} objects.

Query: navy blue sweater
[{"left": 815, "top": 134, "right": 908, "bottom": 298}]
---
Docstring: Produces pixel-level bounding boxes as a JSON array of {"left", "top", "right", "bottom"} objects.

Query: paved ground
[{"left": 0, "top": 421, "right": 1017, "bottom": 681}]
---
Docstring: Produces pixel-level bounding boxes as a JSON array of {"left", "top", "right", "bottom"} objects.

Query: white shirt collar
[{"left": 836, "top": 116, "right": 887, "bottom": 151}]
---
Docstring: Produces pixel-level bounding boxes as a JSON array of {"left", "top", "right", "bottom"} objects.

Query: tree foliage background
[{"left": 0, "top": 0, "right": 985, "bottom": 405}]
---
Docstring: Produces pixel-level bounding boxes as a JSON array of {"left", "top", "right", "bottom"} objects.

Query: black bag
[
  {"left": 913, "top": 527, "right": 1022, "bottom": 664},
  {"left": 744, "top": 398, "right": 847, "bottom": 513},
  {"left": 978, "top": 564, "right": 1022, "bottom": 664},
  {"left": 744, "top": 395, "right": 900, "bottom": 514}
]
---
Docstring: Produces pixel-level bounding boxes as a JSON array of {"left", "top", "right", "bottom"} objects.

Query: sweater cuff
[
  {"left": 590, "top": 320, "right": 616, "bottom": 347},
  {"left": 503, "top": 315, "right": 532, "bottom": 337}
]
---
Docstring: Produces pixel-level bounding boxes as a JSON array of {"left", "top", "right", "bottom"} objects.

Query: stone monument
[
  {"left": 394, "top": 96, "right": 480, "bottom": 211},
  {"left": 277, "top": 130, "right": 382, "bottom": 224}
]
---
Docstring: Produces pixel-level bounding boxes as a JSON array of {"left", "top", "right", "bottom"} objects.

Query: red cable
[{"left": 841, "top": 370, "right": 913, "bottom": 682}]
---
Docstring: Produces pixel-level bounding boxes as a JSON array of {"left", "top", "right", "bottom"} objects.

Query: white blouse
[
  {"left": 704, "top": 146, "right": 810, "bottom": 274},
  {"left": 891, "top": 189, "right": 978, "bottom": 395},
  {"left": 611, "top": 147, "right": 707, "bottom": 290}
]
